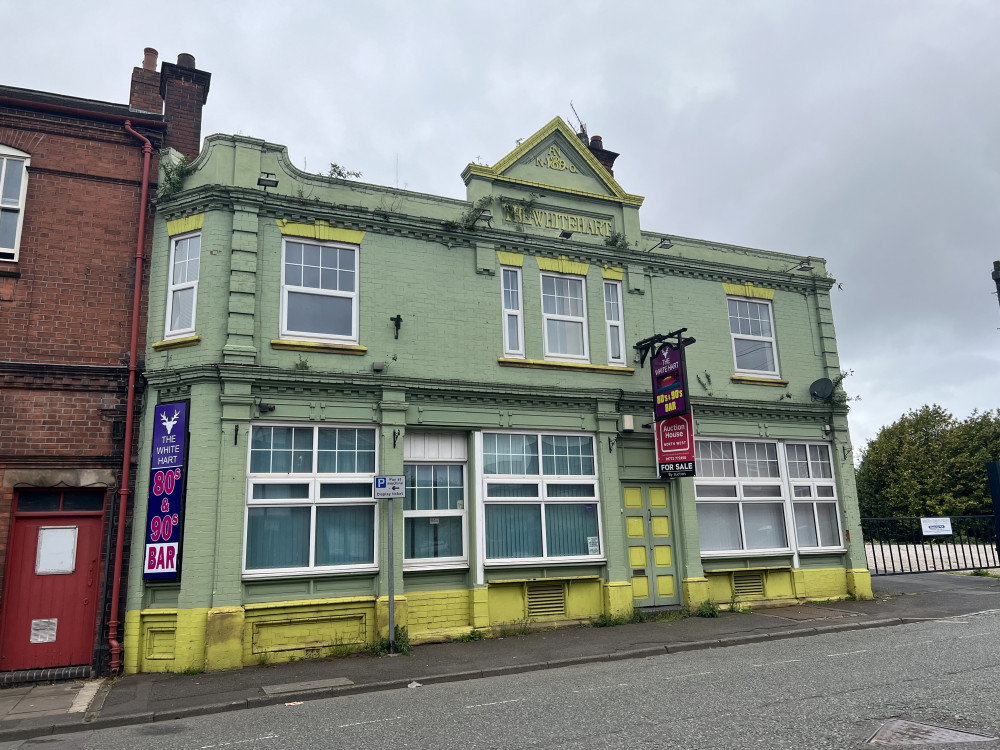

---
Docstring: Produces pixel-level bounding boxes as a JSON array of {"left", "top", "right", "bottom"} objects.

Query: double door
[{"left": 623, "top": 484, "right": 679, "bottom": 607}]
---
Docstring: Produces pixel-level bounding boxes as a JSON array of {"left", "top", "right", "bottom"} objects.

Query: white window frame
[
  {"left": 541, "top": 272, "right": 590, "bottom": 363},
  {"left": 501, "top": 266, "right": 525, "bottom": 357},
  {"left": 603, "top": 280, "right": 626, "bottom": 366},
  {"left": 694, "top": 438, "right": 792, "bottom": 557},
  {"left": 280, "top": 238, "right": 359, "bottom": 344},
  {"left": 727, "top": 296, "right": 780, "bottom": 378},
  {"left": 0, "top": 146, "right": 30, "bottom": 263},
  {"left": 243, "top": 423, "right": 378, "bottom": 578},
  {"left": 164, "top": 231, "right": 201, "bottom": 339},
  {"left": 786, "top": 442, "right": 843, "bottom": 552},
  {"left": 480, "top": 430, "right": 604, "bottom": 566}
]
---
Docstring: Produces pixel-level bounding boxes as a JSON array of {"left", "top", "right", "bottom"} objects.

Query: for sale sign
[
  {"left": 143, "top": 402, "right": 188, "bottom": 580},
  {"left": 655, "top": 412, "right": 696, "bottom": 478}
]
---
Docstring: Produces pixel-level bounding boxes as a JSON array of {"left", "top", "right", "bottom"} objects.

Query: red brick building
[{"left": 0, "top": 49, "right": 209, "bottom": 678}]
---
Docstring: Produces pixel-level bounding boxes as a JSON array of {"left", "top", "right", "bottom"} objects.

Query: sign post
[{"left": 374, "top": 475, "right": 405, "bottom": 652}]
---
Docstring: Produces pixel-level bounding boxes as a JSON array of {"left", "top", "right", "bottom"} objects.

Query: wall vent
[
  {"left": 526, "top": 583, "right": 566, "bottom": 618},
  {"left": 732, "top": 572, "right": 765, "bottom": 597}
]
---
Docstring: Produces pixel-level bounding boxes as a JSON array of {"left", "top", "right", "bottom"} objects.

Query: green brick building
[{"left": 123, "top": 117, "right": 871, "bottom": 673}]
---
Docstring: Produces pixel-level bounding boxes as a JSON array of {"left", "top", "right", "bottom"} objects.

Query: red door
[{"left": 0, "top": 490, "right": 104, "bottom": 671}]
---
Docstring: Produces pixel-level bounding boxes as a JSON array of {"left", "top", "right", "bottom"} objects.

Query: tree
[{"left": 856, "top": 405, "right": 1000, "bottom": 517}]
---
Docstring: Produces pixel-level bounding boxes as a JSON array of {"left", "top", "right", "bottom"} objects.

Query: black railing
[{"left": 860, "top": 516, "right": 1000, "bottom": 575}]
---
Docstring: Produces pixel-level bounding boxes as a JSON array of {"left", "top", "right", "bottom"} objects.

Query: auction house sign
[
  {"left": 143, "top": 402, "right": 189, "bottom": 580},
  {"left": 655, "top": 413, "right": 696, "bottom": 478},
  {"left": 651, "top": 343, "right": 689, "bottom": 420}
]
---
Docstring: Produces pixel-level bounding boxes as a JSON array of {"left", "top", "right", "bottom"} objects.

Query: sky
[{"left": 4, "top": 0, "right": 998, "bottom": 454}]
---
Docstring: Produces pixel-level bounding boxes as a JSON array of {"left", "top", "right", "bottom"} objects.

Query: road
[{"left": 7, "top": 611, "right": 1000, "bottom": 749}]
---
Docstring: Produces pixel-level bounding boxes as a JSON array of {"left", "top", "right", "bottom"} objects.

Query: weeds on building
[
  {"left": 696, "top": 600, "right": 721, "bottom": 618},
  {"left": 454, "top": 628, "right": 484, "bottom": 642}
]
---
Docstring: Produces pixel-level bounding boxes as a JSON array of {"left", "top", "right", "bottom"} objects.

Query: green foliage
[
  {"left": 604, "top": 231, "right": 630, "bottom": 250},
  {"left": 327, "top": 163, "right": 362, "bottom": 180},
  {"left": 696, "top": 600, "right": 720, "bottom": 618},
  {"left": 459, "top": 196, "right": 494, "bottom": 229},
  {"left": 856, "top": 405, "right": 1000, "bottom": 517},
  {"left": 373, "top": 625, "right": 410, "bottom": 656},
  {"left": 970, "top": 568, "right": 990, "bottom": 576},
  {"left": 157, "top": 151, "right": 191, "bottom": 200},
  {"left": 495, "top": 616, "right": 533, "bottom": 637},
  {"left": 454, "top": 628, "right": 485, "bottom": 642},
  {"left": 293, "top": 355, "right": 310, "bottom": 371},
  {"left": 175, "top": 665, "right": 204, "bottom": 675}
]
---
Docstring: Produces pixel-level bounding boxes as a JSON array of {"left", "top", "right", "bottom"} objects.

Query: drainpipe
[{"left": 107, "top": 120, "right": 153, "bottom": 675}]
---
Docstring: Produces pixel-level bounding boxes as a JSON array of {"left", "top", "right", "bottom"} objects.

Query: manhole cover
[{"left": 868, "top": 719, "right": 998, "bottom": 745}]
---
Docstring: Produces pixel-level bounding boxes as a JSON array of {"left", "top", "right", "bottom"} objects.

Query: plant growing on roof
[
  {"left": 157, "top": 150, "right": 191, "bottom": 201},
  {"left": 458, "top": 195, "right": 494, "bottom": 230},
  {"left": 605, "top": 231, "right": 630, "bottom": 250},
  {"left": 327, "top": 163, "right": 362, "bottom": 180}
]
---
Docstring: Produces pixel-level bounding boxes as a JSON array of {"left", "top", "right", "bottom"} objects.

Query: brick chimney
[
  {"left": 129, "top": 47, "right": 162, "bottom": 115},
  {"left": 587, "top": 135, "right": 619, "bottom": 176},
  {"left": 160, "top": 53, "right": 211, "bottom": 160}
]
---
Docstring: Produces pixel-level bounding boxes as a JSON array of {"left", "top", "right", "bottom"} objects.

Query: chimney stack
[
  {"left": 587, "top": 135, "right": 619, "bottom": 176},
  {"left": 160, "top": 53, "right": 212, "bottom": 160},
  {"left": 129, "top": 47, "right": 162, "bottom": 115}
]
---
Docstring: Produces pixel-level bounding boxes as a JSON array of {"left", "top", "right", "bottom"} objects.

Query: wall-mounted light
[
  {"left": 647, "top": 236, "right": 673, "bottom": 251},
  {"left": 257, "top": 172, "right": 279, "bottom": 190},
  {"left": 258, "top": 402, "right": 276, "bottom": 413},
  {"left": 477, "top": 208, "right": 493, "bottom": 226},
  {"left": 784, "top": 259, "right": 814, "bottom": 273},
  {"left": 559, "top": 230, "right": 573, "bottom": 239}
]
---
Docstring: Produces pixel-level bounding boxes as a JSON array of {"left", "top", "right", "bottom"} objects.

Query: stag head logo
[{"left": 160, "top": 408, "right": 181, "bottom": 435}]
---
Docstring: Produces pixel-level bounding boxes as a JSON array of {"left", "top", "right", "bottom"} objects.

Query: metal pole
[
  {"left": 388, "top": 495, "right": 395, "bottom": 653},
  {"left": 985, "top": 462, "right": 1000, "bottom": 568}
]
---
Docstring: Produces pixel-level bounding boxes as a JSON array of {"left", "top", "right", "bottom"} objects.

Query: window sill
[
  {"left": 498, "top": 358, "right": 634, "bottom": 376},
  {"left": 403, "top": 561, "right": 470, "bottom": 573},
  {"left": 798, "top": 547, "right": 846, "bottom": 555},
  {"left": 485, "top": 557, "right": 606, "bottom": 567},
  {"left": 730, "top": 375, "right": 788, "bottom": 387},
  {"left": 271, "top": 339, "right": 368, "bottom": 355},
  {"left": 152, "top": 335, "right": 201, "bottom": 351},
  {"left": 700, "top": 549, "right": 792, "bottom": 559},
  {"left": 242, "top": 565, "right": 378, "bottom": 579},
  {"left": 0, "top": 262, "right": 20, "bottom": 278}
]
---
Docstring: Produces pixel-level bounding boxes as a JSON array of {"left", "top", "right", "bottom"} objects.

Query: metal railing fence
[{"left": 860, "top": 516, "right": 1000, "bottom": 575}]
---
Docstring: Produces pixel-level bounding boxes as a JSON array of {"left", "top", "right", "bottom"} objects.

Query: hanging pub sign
[
  {"left": 651, "top": 342, "right": 689, "bottom": 420},
  {"left": 143, "top": 402, "right": 189, "bottom": 580},
  {"left": 655, "top": 412, "right": 696, "bottom": 478}
]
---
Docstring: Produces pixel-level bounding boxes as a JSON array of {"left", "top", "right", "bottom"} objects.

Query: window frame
[
  {"left": 540, "top": 272, "right": 590, "bottom": 363},
  {"left": 727, "top": 296, "right": 780, "bottom": 378},
  {"left": 243, "top": 423, "right": 378, "bottom": 578},
  {"left": 402, "top": 461, "right": 468, "bottom": 571},
  {"left": 603, "top": 279, "right": 626, "bottom": 366},
  {"left": 501, "top": 266, "right": 525, "bottom": 358},
  {"left": 280, "top": 237, "right": 360, "bottom": 345},
  {"left": 0, "top": 146, "right": 30, "bottom": 263},
  {"left": 164, "top": 231, "right": 201, "bottom": 339},
  {"left": 694, "top": 438, "right": 792, "bottom": 557},
  {"left": 480, "top": 430, "right": 604, "bottom": 566},
  {"left": 786, "top": 442, "right": 843, "bottom": 552}
]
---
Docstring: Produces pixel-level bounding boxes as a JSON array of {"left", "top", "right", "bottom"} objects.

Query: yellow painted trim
[
  {"left": 487, "top": 575, "right": 600, "bottom": 585},
  {"left": 244, "top": 595, "right": 375, "bottom": 610},
  {"left": 497, "top": 251, "right": 524, "bottom": 267},
  {"left": 846, "top": 568, "right": 874, "bottom": 600},
  {"left": 271, "top": 340, "right": 368, "bottom": 355},
  {"left": 276, "top": 219, "right": 366, "bottom": 244},
  {"left": 167, "top": 213, "right": 204, "bottom": 236},
  {"left": 730, "top": 375, "right": 789, "bottom": 387},
  {"left": 681, "top": 577, "right": 710, "bottom": 608},
  {"left": 601, "top": 265, "right": 623, "bottom": 280},
  {"left": 152, "top": 335, "right": 201, "bottom": 351},
  {"left": 723, "top": 282, "right": 775, "bottom": 300},
  {"left": 498, "top": 358, "right": 634, "bottom": 375},
  {"left": 536, "top": 255, "right": 590, "bottom": 276}
]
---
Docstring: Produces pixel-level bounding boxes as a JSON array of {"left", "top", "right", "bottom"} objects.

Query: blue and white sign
[
  {"left": 920, "top": 517, "right": 953, "bottom": 536},
  {"left": 374, "top": 475, "right": 405, "bottom": 499}
]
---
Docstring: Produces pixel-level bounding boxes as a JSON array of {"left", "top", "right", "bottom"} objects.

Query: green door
[{"left": 623, "top": 484, "right": 679, "bottom": 607}]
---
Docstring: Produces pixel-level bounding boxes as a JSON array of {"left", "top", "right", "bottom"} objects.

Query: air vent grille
[
  {"left": 732, "top": 572, "right": 765, "bottom": 597},
  {"left": 526, "top": 583, "right": 566, "bottom": 618}
]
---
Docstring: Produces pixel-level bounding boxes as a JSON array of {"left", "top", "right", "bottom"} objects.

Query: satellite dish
[{"left": 809, "top": 378, "right": 835, "bottom": 401}]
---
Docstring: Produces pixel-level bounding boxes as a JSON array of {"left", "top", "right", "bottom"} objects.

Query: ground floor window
[
  {"left": 787, "top": 442, "right": 842, "bottom": 549},
  {"left": 481, "top": 431, "right": 603, "bottom": 564},
  {"left": 404, "top": 432, "right": 468, "bottom": 569},
  {"left": 244, "top": 424, "right": 377, "bottom": 576}
]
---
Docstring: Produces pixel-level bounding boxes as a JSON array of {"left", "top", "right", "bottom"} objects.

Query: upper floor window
[
  {"left": 281, "top": 239, "right": 358, "bottom": 344},
  {"left": 541, "top": 273, "right": 588, "bottom": 362},
  {"left": 165, "top": 232, "right": 200, "bottom": 338},
  {"left": 728, "top": 297, "right": 778, "bottom": 376},
  {"left": 501, "top": 267, "right": 524, "bottom": 357},
  {"left": 0, "top": 146, "right": 30, "bottom": 263},
  {"left": 604, "top": 280, "right": 625, "bottom": 366}
]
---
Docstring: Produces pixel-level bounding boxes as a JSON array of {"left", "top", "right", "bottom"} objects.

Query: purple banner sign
[
  {"left": 143, "top": 402, "right": 188, "bottom": 580},
  {"left": 651, "top": 343, "right": 689, "bottom": 420}
]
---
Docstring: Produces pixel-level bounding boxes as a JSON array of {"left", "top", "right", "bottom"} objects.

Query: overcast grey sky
[{"left": 5, "top": 0, "right": 998, "bottom": 453}]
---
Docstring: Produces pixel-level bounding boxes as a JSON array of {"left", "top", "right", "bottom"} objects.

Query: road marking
[
  {"left": 69, "top": 680, "right": 103, "bottom": 713},
  {"left": 572, "top": 683, "right": 630, "bottom": 693},
  {"left": 665, "top": 671, "right": 713, "bottom": 679},
  {"left": 200, "top": 736, "right": 278, "bottom": 749},
  {"left": 752, "top": 659, "right": 801, "bottom": 667},
  {"left": 465, "top": 699, "right": 523, "bottom": 709},
  {"left": 338, "top": 716, "right": 405, "bottom": 728},
  {"left": 957, "top": 633, "right": 987, "bottom": 639},
  {"left": 826, "top": 650, "right": 868, "bottom": 657}
]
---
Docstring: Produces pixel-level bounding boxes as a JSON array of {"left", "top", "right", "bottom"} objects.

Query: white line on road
[
  {"left": 826, "top": 650, "right": 868, "bottom": 657},
  {"left": 752, "top": 659, "right": 801, "bottom": 667},
  {"left": 572, "top": 683, "right": 630, "bottom": 693},
  {"left": 664, "top": 672, "right": 713, "bottom": 680},
  {"left": 338, "top": 716, "right": 405, "bottom": 728},
  {"left": 200, "top": 736, "right": 278, "bottom": 749},
  {"left": 465, "top": 699, "right": 523, "bottom": 709},
  {"left": 69, "top": 680, "right": 103, "bottom": 713}
]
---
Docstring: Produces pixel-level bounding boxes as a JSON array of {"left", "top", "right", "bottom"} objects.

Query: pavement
[{"left": 3, "top": 571, "right": 1000, "bottom": 742}]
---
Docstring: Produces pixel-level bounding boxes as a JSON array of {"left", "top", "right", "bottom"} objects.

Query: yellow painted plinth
[
  {"left": 682, "top": 577, "right": 710, "bottom": 607},
  {"left": 603, "top": 581, "right": 633, "bottom": 618},
  {"left": 205, "top": 607, "right": 245, "bottom": 672},
  {"left": 846, "top": 568, "right": 874, "bottom": 600}
]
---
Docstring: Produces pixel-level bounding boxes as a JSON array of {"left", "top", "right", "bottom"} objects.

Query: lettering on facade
[
  {"left": 535, "top": 144, "right": 578, "bottom": 173},
  {"left": 503, "top": 204, "right": 612, "bottom": 238}
]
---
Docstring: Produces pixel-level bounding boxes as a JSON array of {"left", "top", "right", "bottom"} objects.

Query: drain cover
[{"left": 868, "top": 719, "right": 998, "bottom": 745}]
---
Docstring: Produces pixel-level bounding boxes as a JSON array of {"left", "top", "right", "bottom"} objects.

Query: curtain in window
[
  {"left": 486, "top": 504, "right": 542, "bottom": 558},
  {"left": 696, "top": 503, "right": 742, "bottom": 551},
  {"left": 246, "top": 507, "right": 310, "bottom": 569},
  {"left": 743, "top": 503, "right": 787, "bottom": 549},
  {"left": 794, "top": 504, "right": 819, "bottom": 547},
  {"left": 405, "top": 517, "right": 463, "bottom": 559},
  {"left": 315, "top": 505, "right": 375, "bottom": 565},
  {"left": 545, "top": 504, "right": 599, "bottom": 556}
]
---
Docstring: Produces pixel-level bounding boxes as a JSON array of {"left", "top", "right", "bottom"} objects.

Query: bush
[{"left": 696, "top": 600, "right": 721, "bottom": 618}]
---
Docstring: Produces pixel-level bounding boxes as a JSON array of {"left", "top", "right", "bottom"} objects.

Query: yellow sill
[
  {"left": 498, "top": 357, "right": 634, "bottom": 375},
  {"left": 152, "top": 335, "right": 201, "bottom": 351},
  {"left": 730, "top": 375, "right": 789, "bottom": 387},
  {"left": 271, "top": 339, "right": 368, "bottom": 355}
]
